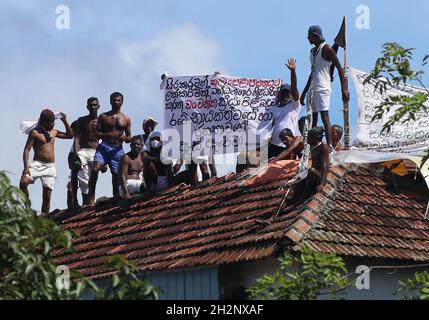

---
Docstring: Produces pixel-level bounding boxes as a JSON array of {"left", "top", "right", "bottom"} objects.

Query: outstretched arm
[
  {"left": 56, "top": 113, "right": 73, "bottom": 139},
  {"left": 300, "top": 74, "right": 312, "bottom": 106},
  {"left": 119, "top": 157, "right": 131, "bottom": 199},
  {"left": 324, "top": 46, "right": 349, "bottom": 103},
  {"left": 121, "top": 117, "right": 132, "bottom": 143},
  {"left": 286, "top": 58, "right": 299, "bottom": 102},
  {"left": 22, "top": 131, "right": 35, "bottom": 177},
  {"left": 272, "top": 137, "right": 303, "bottom": 162}
]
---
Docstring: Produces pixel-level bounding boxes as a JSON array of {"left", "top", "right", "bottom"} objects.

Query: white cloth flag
[
  {"left": 349, "top": 68, "right": 429, "bottom": 155},
  {"left": 334, "top": 68, "right": 429, "bottom": 193},
  {"left": 19, "top": 112, "right": 63, "bottom": 134}
]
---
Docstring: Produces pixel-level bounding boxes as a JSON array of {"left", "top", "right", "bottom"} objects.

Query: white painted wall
[{"left": 219, "top": 255, "right": 427, "bottom": 300}]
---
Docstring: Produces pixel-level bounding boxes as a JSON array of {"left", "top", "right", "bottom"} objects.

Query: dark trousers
[{"left": 268, "top": 144, "right": 286, "bottom": 159}]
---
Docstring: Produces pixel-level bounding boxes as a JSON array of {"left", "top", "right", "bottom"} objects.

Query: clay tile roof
[{"left": 50, "top": 164, "right": 429, "bottom": 279}]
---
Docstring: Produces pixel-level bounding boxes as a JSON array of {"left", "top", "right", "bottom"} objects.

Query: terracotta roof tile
[{"left": 50, "top": 164, "right": 429, "bottom": 278}]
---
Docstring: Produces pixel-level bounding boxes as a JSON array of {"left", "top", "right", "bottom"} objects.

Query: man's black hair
[
  {"left": 131, "top": 135, "right": 142, "bottom": 144},
  {"left": 87, "top": 97, "right": 99, "bottom": 105},
  {"left": 298, "top": 116, "right": 306, "bottom": 125},
  {"left": 110, "top": 92, "right": 124, "bottom": 101},
  {"left": 279, "top": 128, "right": 294, "bottom": 139},
  {"left": 308, "top": 126, "right": 325, "bottom": 142}
]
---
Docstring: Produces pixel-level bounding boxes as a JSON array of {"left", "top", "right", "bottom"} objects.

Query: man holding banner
[{"left": 268, "top": 58, "right": 301, "bottom": 159}]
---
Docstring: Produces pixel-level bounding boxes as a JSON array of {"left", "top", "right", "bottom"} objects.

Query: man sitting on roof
[
  {"left": 136, "top": 116, "right": 157, "bottom": 152},
  {"left": 271, "top": 128, "right": 305, "bottom": 162},
  {"left": 142, "top": 131, "right": 172, "bottom": 192},
  {"left": 331, "top": 124, "right": 345, "bottom": 151},
  {"left": 291, "top": 126, "right": 329, "bottom": 204},
  {"left": 119, "top": 136, "right": 146, "bottom": 199}
]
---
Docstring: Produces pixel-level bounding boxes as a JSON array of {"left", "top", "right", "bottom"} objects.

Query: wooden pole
[{"left": 343, "top": 16, "right": 350, "bottom": 149}]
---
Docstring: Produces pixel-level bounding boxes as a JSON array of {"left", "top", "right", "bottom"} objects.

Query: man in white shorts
[
  {"left": 300, "top": 25, "right": 349, "bottom": 152},
  {"left": 119, "top": 136, "right": 146, "bottom": 199},
  {"left": 20, "top": 109, "right": 72, "bottom": 214},
  {"left": 72, "top": 97, "right": 101, "bottom": 206}
]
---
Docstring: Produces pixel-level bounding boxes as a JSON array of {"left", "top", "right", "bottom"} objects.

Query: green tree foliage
[
  {"left": 366, "top": 42, "right": 429, "bottom": 299},
  {"left": 396, "top": 271, "right": 429, "bottom": 300},
  {"left": 247, "top": 247, "right": 351, "bottom": 300},
  {"left": 0, "top": 171, "right": 157, "bottom": 300},
  {"left": 364, "top": 42, "right": 429, "bottom": 164},
  {"left": 0, "top": 171, "right": 91, "bottom": 299}
]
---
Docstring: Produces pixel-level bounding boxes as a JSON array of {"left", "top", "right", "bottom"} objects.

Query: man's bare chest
[{"left": 103, "top": 115, "right": 127, "bottom": 129}]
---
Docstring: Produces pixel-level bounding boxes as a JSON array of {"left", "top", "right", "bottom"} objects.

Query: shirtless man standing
[
  {"left": 88, "top": 92, "right": 131, "bottom": 204},
  {"left": 20, "top": 109, "right": 72, "bottom": 214},
  {"left": 73, "top": 97, "right": 101, "bottom": 206},
  {"left": 119, "top": 136, "right": 146, "bottom": 199}
]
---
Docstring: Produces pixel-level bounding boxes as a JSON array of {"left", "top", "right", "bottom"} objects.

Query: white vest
[{"left": 310, "top": 43, "right": 332, "bottom": 93}]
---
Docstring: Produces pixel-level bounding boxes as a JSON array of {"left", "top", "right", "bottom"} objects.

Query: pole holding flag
[{"left": 331, "top": 16, "right": 350, "bottom": 149}]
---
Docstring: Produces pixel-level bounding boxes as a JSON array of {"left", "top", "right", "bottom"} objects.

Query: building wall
[
  {"left": 218, "top": 255, "right": 427, "bottom": 300},
  {"left": 341, "top": 256, "right": 426, "bottom": 300},
  {"left": 218, "top": 257, "right": 281, "bottom": 299},
  {"left": 145, "top": 266, "right": 219, "bottom": 300}
]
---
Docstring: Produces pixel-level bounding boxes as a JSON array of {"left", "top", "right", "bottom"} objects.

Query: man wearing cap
[
  {"left": 20, "top": 109, "right": 72, "bottom": 214},
  {"left": 88, "top": 92, "right": 131, "bottom": 204},
  {"left": 301, "top": 25, "right": 349, "bottom": 153},
  {"left": 268, "top": 58, "right": 301, "bottom": 159}
]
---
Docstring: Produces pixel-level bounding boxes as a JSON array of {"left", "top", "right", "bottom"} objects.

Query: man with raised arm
[
  {"left": 268, "top": 58, "right": 301, "bottom": 159},
  {"left": 20, "top": 109, "right": 72, "bottom": 214}
]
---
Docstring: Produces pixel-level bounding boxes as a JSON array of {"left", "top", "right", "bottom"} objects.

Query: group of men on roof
[{"left": 20, "top": 25, "right": 349, "bottom": 214}]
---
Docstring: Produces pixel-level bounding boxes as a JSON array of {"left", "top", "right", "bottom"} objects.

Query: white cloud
[
  {"left": 115, "top": 23, "right": 226, "bottom": 110},
  {"left": 1, "top": 22, "right": 226, "bottom": 212}
]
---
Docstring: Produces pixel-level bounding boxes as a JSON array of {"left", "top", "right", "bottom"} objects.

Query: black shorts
[{"left": 268, "top": 144, "right": 286, "bottom": 159}]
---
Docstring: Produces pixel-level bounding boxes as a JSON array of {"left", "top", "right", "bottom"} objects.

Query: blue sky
[{"left": 1, "top": 0, "right": 429, "bottom": 212}]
